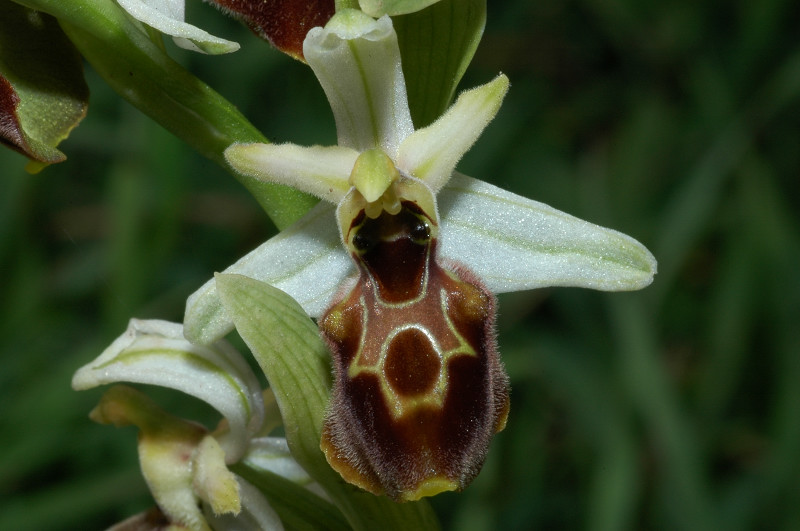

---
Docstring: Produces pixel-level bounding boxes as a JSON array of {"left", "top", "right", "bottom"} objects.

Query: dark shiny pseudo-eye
[{"left": 319, "top": 201, "right": 510, "bottom": 502}]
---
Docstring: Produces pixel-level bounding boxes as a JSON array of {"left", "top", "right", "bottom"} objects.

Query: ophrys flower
[{"left": 184, "top": 9, "right": 656, "bottom": 501}]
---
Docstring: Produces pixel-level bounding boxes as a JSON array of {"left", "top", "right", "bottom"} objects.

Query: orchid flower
[
  {"left": 182, "top": 9, "right": 656, "bottom": 501},
  {"left": 72, "top": 319, "right": 317, "bottom": 531}
]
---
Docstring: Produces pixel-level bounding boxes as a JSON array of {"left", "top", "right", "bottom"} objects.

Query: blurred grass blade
[{"left": 609, "top": 295, "right": 713, "bottom": 530}]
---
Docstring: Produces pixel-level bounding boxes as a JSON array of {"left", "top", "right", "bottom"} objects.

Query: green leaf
[
  {"left": 0, "top": 3, "right": 88, "bottom": 172},
  {"left": 215, "top": 273, "right": 330, "bottom": 473},
  {"left": 215, "top": 273, "right": 441, "bottom": 531},
  {"left": 394, "top": 0, "right": 486, "bottom": 128}
]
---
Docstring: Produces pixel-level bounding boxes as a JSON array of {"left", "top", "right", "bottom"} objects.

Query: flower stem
[{"left": 335, "top": 0, "right": 361, "bottom": 12}]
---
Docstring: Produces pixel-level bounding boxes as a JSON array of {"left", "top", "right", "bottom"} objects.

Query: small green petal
[
  {"left": 303, "top": 10, "right": 414, "bottom": 155},
  {"left": 398, "top": 74, "right": 509, "bottom": 192},
  {"left": 225, "top": 143, "right": 356, "bottom": 203},
  {"left": 118, "top": 0, "right": 240, "bottom": 54},
  {"left": 73, "top": 319, "right": 264, "bottom": 462},
  {"left": 438, "top": 173, "right": 658, "bottom": 292},
  {"left": 214, "top": 274, "right": 331, "bottom": 477}
]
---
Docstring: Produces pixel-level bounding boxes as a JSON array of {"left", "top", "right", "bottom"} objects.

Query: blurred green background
[{"left": 2, "top": 1, "right": 799, "bottom": 529}]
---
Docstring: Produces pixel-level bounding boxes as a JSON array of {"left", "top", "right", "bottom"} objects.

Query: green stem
[
  {"left": 335, "top": 0, "right": 361, "bottom": 12},
  {"left": 13, "top": 0, "right": 317, "bottom": 230}
]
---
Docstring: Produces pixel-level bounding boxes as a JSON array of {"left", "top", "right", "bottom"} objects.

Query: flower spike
[{"left": 186, "top": 9, "right": 656, "bottom": 502}]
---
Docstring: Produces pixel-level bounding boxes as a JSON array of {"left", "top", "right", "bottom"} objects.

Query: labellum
[{"left": 319, "top": 151, "right": 510, "bottom": 501}]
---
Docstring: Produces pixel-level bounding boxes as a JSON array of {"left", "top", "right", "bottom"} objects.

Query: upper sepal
[{"left": 304, "top": 10, "right": 414, "bottom": 155}]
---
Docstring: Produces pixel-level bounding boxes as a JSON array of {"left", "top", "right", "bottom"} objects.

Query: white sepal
[
  {"left": 438, "top": 173, "right": 657, "bottom": 292},
  {"left": 303, "top": 10, "right": 414, "bottom": 155},
  {"left": 184, "top": 202, "right": 353, "bottom": 345}
]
